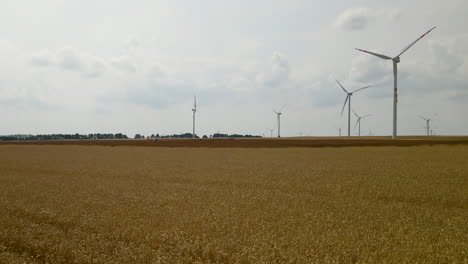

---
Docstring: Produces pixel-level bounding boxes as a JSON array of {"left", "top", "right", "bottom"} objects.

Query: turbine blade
[
  {"left": 341, "top": 95, "right": 349, "bottom": 116},
  {"left": 362, "top": 114, "right": 372, "bottom": 118},
  {"left": 352, "top": 85, "right": 372, "bottom": 93},
  {"left": 280, "top": 104, "right": 286, "bottom": 112},
  {"left": 418, "top": 115, "right": 427, "bottom": 121},
  {"left": 355, "top": 48, "right": 392, "bottom": 60},
  {"left": 355, "top": 118, "right": 360, "bottom": 129},
  {"left": 352, "top": 109, "right": 359, "bottom": 118},
  {"left": 396, "top": 26, "right": 436, "bottom": 57},
  {"left": 336, "top": 80, "right": 348, "bottom": 93}
]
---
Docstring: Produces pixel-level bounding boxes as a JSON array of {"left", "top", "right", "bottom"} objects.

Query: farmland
[
  {"left": 2, "top": 136, "right": 468, "bottom": 148},
  {"left": 0, "top": 141, "right": 467, "bottom": 263}
]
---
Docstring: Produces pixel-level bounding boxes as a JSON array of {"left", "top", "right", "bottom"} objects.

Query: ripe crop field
[
  {"left": 0, "top": 144, "right": 466, "bottom": 263},
  {"left": 2, "top": 136, "right": 468, "bottom": 148}
]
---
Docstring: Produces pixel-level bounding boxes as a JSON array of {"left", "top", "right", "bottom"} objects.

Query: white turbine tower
[
  {"left": 356, "top": 26, "right": 436, "bottom": 140},
  {"left": 273, "top": 106, "right": 284, "bottom": 138},
  {"left": 274, "top": 111, "right": 282, "bottom": 138},
  {"left": 353, "top": 110, "right": 371, "bottom": 137},
  {"left": 337, "top": 80, "right": 371, "bottom": 137},
  {"left": 419, "top": 115, "right": 432, "bottom": 136},
  {"left": 192, "top": 96, "right": 197, "bottom": 138}
]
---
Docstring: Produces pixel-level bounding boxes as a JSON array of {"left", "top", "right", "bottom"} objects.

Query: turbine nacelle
[{"left": 419, "top": 115, "right": 431, "bottom": 122}]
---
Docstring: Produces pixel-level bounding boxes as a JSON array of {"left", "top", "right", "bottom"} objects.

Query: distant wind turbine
[
  {"left": 192, "top": 96, "right": 197, "bottom": 138},
  {"left": 337, "top": 80, "right": 371, "bottom": 137},
  {"left": 273, "top": 105, "right": 285, "bottom": 138},
  {"left": 419, "top": 115, "right": 432, "bottom": 136},
  {"left": 356, "top": 26, "right": 436, "bottom": 140},
  {"left": 353, "top": 110, "right": 371, "bottom": 137},
  {"left": 266, "top": 128, "right": 274, "bottom": 138}
]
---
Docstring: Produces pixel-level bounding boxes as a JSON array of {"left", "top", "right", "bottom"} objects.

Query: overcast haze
[{"left": 1, "top": 0, "right": 467, "bottom": 137}]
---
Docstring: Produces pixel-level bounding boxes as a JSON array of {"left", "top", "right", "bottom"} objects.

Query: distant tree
[{"left": 202, "top": 135, "right": 208, "bottom": 139}]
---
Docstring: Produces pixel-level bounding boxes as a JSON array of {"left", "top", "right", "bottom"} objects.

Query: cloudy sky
[{"left": 1, "top": 0, "right": 467, "bottom": 137}]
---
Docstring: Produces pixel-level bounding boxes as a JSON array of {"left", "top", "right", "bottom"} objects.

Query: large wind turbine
[
  {"left": 353, "top": 110, "right": 371, "bottom": 137},
  {"left": 192, "top": 96, "right": 197, "bottom": 138},
  {"left": 419, "top": 115, "right": 432, "bottom": 136},
  {"left": 273, "top": 106, "right": 284, "bottom": 138},
  {"left": 356, "top": 26, "right": 436, "bottom": 140},
  {"left": 337, "top": 80, "right": 371, "bottom": 137}
]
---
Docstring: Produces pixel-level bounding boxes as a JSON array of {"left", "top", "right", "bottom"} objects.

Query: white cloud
[
  {"left": 272, "top": 52, "right": 290, "bottom": 77},
  {"left": 111, "top": 55, "right": 137, "bottom": 73},
  {"left": 31, "top": 50, "right": 54, "bottom": 67},
  {"left": 334, "top": 8, "right": 372, "bottom": 31},
  {"left": 57, "top": 47, "right": 84, "bottom": 71},
  {"left": 429, "top": 40, "right": 464, "bottom": 75},
  {"left": 334, "top": 8, "right": 402, "bottom": 31},
  {"left": 87, "top": 56, "right": 107, "bottom": 78},
  {"left": 147, "top": 65, "right": 166, "bottom": 80},
  {"left": 256, "top": 52, "right": 291, "bottom": 88},
  {"left": 387, "top": 9, "right": 402, "bottom": 21},
  {"left": 347, "top": 55, "right": 391, "bottom": 87},
  {"left": 30, "top": 47, "right": 108, "bottom": 78},
  {"left": 124, "top": 36, "right": 140, "bottom": 54}
]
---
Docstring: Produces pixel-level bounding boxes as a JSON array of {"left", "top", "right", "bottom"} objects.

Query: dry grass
[{"left": 0, "top": 144, "right": 466, "bottom": 263}]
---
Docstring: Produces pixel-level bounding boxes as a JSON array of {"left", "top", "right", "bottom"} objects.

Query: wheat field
[{"left": 0, "top": 144, "right": 466, "bottom": 263}]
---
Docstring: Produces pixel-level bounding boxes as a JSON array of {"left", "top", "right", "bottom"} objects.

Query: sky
[{"left": 1, "top": 0, "right": 467, "bottom": 137}]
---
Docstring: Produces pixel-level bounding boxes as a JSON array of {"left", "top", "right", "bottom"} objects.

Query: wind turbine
[
  {"left": 337, "top": 80, "right": 371, "bottom": 137},
  {"left": 192, "top": 96, "right": 197, "bottom": 138},
  {"left": 353, "top": 110, "right": 371, "bottom": 137},
  {"left": 266, "top": 128, "right": 274, "bottom": 138},
  {"left": 273, "top": 106, "right": 285, "bottom": 138},
  {"left": 419, "top": 115, "right": 432, "bottom": 136},
  {"left": 356, "top": 26, "right": 436, "bottom": 140}
]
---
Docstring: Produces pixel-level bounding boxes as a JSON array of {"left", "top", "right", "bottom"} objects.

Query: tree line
[{"left": 0, "top": 133, "right": 261, "bottom": 141}]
